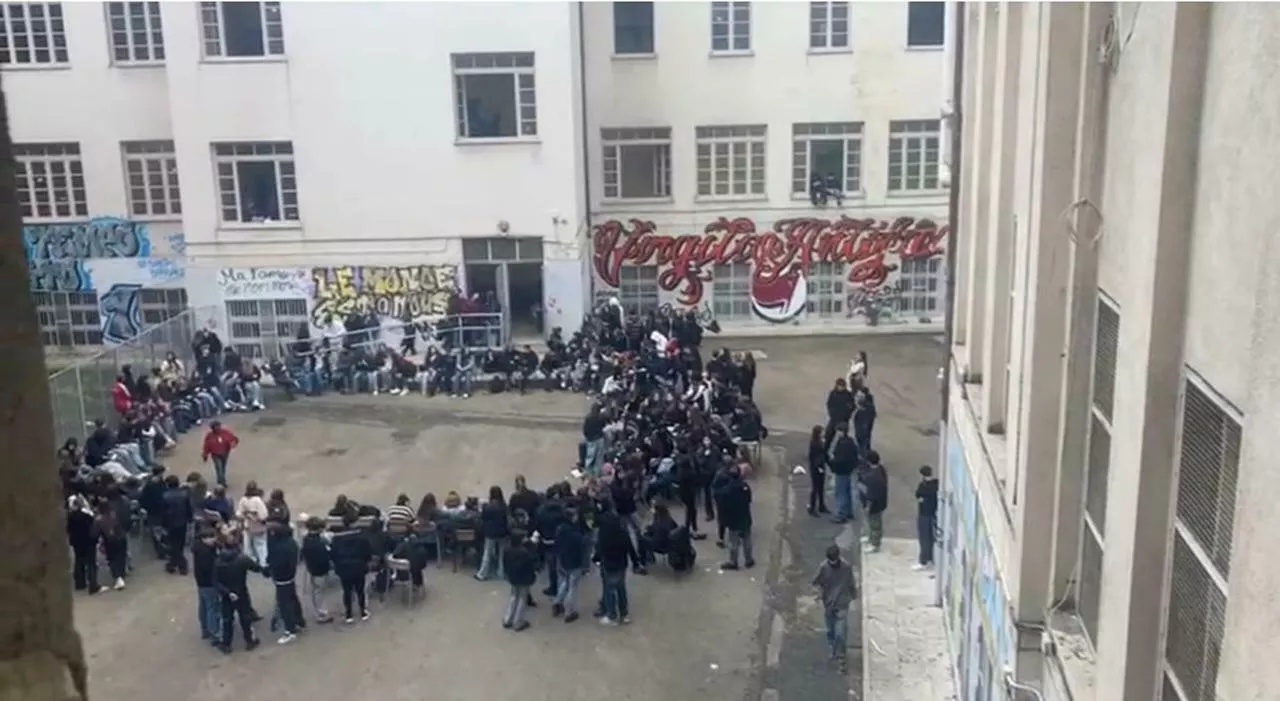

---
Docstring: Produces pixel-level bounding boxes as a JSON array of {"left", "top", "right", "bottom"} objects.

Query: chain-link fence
[{"left": 46, "top": 307, "right": 215, "bottom": 449}]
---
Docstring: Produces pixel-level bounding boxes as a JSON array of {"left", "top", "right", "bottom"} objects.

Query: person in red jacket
[
  {"left": 202, "top": 421, "right": 240, "bottom": 488},
  {"left": 111, "top": 375, "right": 132, "bottom": 416}
]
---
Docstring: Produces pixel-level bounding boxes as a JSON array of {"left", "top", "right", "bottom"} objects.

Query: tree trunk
[{"left": 0, "top": 83, "right": 89, "bottom": 701}]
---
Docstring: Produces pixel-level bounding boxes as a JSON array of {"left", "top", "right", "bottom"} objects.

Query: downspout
[{"left": 577, "top": 1, "right": 594, "bottom": 313}]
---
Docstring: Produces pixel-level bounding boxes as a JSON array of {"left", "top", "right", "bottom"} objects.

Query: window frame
[
  {"left": 199, "top": 1, "right": 285, "bottom": 60},
  {"left": 616, "top": 265, "right": 659, "bottom": 318},
  {"left": 225, "top": 298, "right": 309, "bottom": 360},
  {"left": 612, "top": 1, "right": 655, "bottom": 56},
  {"left": 452, "top": 52, "right": 538, "bottom": 142},
  {"left": 887, "top": 119, "right": 942, "bottom": 193},
  {"left": 791, "top": 122, "right": 863, "bottom": 198},
  {"left": 0, "top": 2, "right": 69, "bottom": 66},
  {"left": 121, "top": 140, "right": 182, "bottom": 219},
  {"left": 14, "top": 142, "right": 87, "bottom": 221},
  {"left": 804, "top": 262, "right": 845, "bottom": 318},
  {"left": 105, "top": 1, "right": 165, "bottom": 65},
  {"left": 601, "top": 127, "right": 672, "bottom": 202},
  {"left": 710, "top": 1, "right": 751, "bottom": 55},
  {"left": 808, "top": 1, "right": 850, "bottom": 52},
  {"left": 211, "top": 141, "right": 299, "bottom": 226},
  {"left": 695, "top": 124, "right": 767, "bottom": 201},
  {"left": 712, "top": 262, "right": 752, "bottom": 320},
  {"left": 906, "top": 1, "right": 945, "bottom": 49}
]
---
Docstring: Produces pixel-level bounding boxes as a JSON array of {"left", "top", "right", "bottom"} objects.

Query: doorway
[
  {"left": 507, "top": 262, "right": 543, "bottom": 341},
  {"left": 461, "top": 237, "right": 546, "bottom": 345}
]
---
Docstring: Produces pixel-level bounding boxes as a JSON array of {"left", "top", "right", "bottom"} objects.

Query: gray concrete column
[
  {"left": 978, "top": 2, "right": 1022, "bottom": 433},
  {"left": 952, "top": 3, "right": 981, "bottom": 349},
  {"left": 1093, "top": 5, "right": 1210, "bottom": 700},
  {"left": 960, "top": 4, "right": 997, "bottom": 380}
]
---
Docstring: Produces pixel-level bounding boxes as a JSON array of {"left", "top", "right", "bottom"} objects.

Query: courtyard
[{"left": 70, "top": 334, "right": 944, "bottom": 701}]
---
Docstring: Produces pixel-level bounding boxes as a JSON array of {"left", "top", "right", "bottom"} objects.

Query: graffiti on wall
[
  {"left": 218, "top": 268, "right": 312, "bottom": 300},
  {"left": 23, "top": 218, "right": 153, "bottom": 292},
  {"left": 310, "top": 265, "right": 458, "bottom": 326},
  {"left": 591, "top": 216, "right": 948, "bottom": 323},
  {"left": 100, "top": 283, "right": 143, "bottom": 344}
]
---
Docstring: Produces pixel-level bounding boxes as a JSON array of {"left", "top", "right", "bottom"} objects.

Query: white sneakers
[
  {"left": 113, "top": 578, "right": 126, "bottom": 590},
  {"left": 277, "top": 632, "right": 296, "bottom": 645},
  {"left": 911, "top": 563, "right": 933, "bottom": 572}
]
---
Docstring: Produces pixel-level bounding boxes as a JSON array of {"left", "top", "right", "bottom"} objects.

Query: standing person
[
  {"left": 740, "top": 352, "right": 757, "bottom": 400},
  {"left": 828, "top": 424, "right": 859, "bottom": 525},
  {"left": 852, "top": 389, "right": 877, "bottom": 455},
  {"left": 161, "top": 474, "right": 193, "bottom": 575},
  {"left": 267, "top": 521, "right": 305, "bottom": 645},
  {"left": 329, "top": 512, "right": 372, "bottom": 623},
  {"left": 97, "top": 501, "right": 130, "bottom": 590},
  {"left": 192, "top": 529, "right": 222, "bottom": 644},
  {"left": 579, "top": 407, "right": 606, "bottom": 478},
  {"left": 476, "top": 486, "right": 509, "bottom": 581},
  {"left": 500, "top": 534, "right": 537, "bottom": 631},
  {"left": 860, "top": 451, "right": 888, "bottom": 553},
  {"left": 914, "top": 466, "right": 939, "bottom": 570},
  {"left": 807, "top": 425, "right": 829, "bottom": 516},
  {"left": 534, "top": 487, "right": 566, "bottom": 598},
  {"left": 399, "top": 312, "right": 418, "bottom": 356},
  {"left": 812, "top": 544, "right": 858, "bottom": 669},
  {"left": 236, "top": 481, "right": 270, "bottom": 567},
  {"left": 594, "top": 509, "right": 637, "bottom": 626},
  {"left": 552, "top": 507, "right": 588, "bottom": 623},
  {"left": 676, "top": 454, "right": 706, "bottom": 540},
  {"left": 213, "top": 540, "right": 262, "bottom": 654},
  {"left": 824, "top": 378, "right": 855, "bottom": 449},
  {"left": 299, "top": 516, "right": 334, "bottom": 623},
  {"left": 845, "top": 351, "right": 868, "bottom": 391},
  {"left": 201, "top": 421, "right": 239, "bottom": 488},
  {"left": 66, "top": 496, "right": 101, "bottom": 594},
  {"left": 716, "top": 465, "right": 755, "bottom": 571},
  {"left": 266, "top": 488, "right": 291, "bottom": 525}
]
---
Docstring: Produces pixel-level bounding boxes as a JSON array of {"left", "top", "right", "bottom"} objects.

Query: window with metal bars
[
  {"left": 33, "top": 291, "right": 101, "bottom": 346},
  {"left": 1176, "top": 380, "right": 1242, "bottom": 577},
  {"left": 105, "top": 1, "right": 164, "bottom": 63},
  {"left": 1093, "top": 298, "right": 1119, "bottom": 422},
  {"left": 712, "top": 262, "right": 752, "bottom": 320},
  {"left": 1078, "top": 296, "right": 1119, "bottom": 649},
  {"left": 1078, "top": 523, "right": 1104, "bottom": 647},
  {"left": 225, "top": 298, "right": 308, "bottom": 359},
  {"left": 138, "top": 288, "right": 188, "bottom": 326},
  {"left": 616, "top": 265, "right": 658, "bottom": 317},
  {"left": 1164, "top": 533, "right": 1228, "bottom": 701},
  {"left": 804, "top": 262, "right": 844, "bottom": 317}
]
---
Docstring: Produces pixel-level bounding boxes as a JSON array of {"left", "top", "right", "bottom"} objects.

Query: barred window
[
  {"left": 617, "top": 265, "right": 658, "bottom": 318},
  {"left": 225, "top": 298, "right": 309, "bottom": 359},
  {"left": 712, "top": 262, "right": 752, "bottom": 320}
]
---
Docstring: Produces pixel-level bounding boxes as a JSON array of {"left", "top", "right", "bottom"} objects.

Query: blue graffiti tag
[
  {"left": 100, "top": 283, "right": 143, "bottom": 344},
  {"left": 23, "top": 218, "right": 153, "bottom": 292}
]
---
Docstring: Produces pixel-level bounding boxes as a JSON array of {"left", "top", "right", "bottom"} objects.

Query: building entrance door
[{"left": 462, "top": 237, "right": 545, "bottom": 345}]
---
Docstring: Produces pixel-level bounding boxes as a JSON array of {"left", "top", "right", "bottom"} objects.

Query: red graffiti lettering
[{"left": 591, "top": 216, "right": 949, "bottom": 305}]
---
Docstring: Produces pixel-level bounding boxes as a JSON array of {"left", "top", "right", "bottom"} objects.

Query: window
[
  {"left": 33, "top": 291, "right": 101, "bottom": 346},
  {"left": 888, "top": 120, "right": 941, "bottom": 192},
  {"left": 15, "top": 143, "right": 86, "bottom": 220},
  {"left": 0, "top": 3, "right": 67, "bottom": 65},
  {"left": 138, "top": 288, "right": 188, "bottom": 326},
  {"left": 1079, "top": 297, "right": 1119, "bottom": 646},
  {"left": 213, "top": 141, "right": 299, "bottom": 224},
  {"left": 1163, "top": 378, "right": 1241, "bottom": 701},
  {"left": 200, "top": 1, "right": 284, "bottom": 58},
  {"left": 809, "top": 1, "right": 849, "bottom": 50},
  {"left": 710, "top": 1, "right": 750, "bottom": 53},
  {"left": 616, "top": 265, "right": 658, "bottom": 317},
  {"left": 225, "top": 298, "right": 308, "bottom": 359},
  {"left": 805, "top": 262, "right": 844, "bottom": 317},
  {"left": 712, "top": 263, "right": 751, "bottom": 320},
  {"left": 907, "top": 1, "right": 945, "bottom": 48},
  {"left": 122, "top": 141, "right": 181, "bottom": 218},
  {"left": 897, "top": 257, "right": 942, "bottom": 316},
  {"left": 462, "top": 237, "right": 543, "bottom": 262},
  {"left": 106, "top": 1, "right": 164, "bottom": 63},
  {"left": 613, "top": 2, "right": 654, "bottom": 55},
  {"left": 792, "top": 122, "right": 862, "bottom": 196},
  {"left": 696, "top": 125, "right": 766, "bottom": 199},
  {"left": 602, "top": 127, "right": 671, "bottom": 200},
  {"left": 452, "top": 52, "right": 537, "bottom": 140}
]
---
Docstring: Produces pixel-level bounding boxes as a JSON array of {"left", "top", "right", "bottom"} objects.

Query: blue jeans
[
  {"left": 197, "top": 586, "right": 221, "bottom": 640},
  {"left": 601, "top": 569, "right": 629, "bottom": 620},
  {"left": 833, "top": 473, "right": 854, "bottom": 520},
  {"left": 583, "top": 439, "right": 604, "bottom": 476},
  {"left": 555, "top": 567, "right": 584, "bottom": 614},
  {"left": 453, "top": 371, "right": 473, "bottom": 395},
  {"left": 211, "top": 454, "right": 228, "bottom": 486},
  {"left": 825, "top": 607, "right": 848, "bottom": 658},
  {"left": 477, "top": 537, "right": 505, "bottom": 580}
]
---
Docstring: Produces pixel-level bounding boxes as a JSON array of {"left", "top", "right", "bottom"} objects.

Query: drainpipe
[{"left": 576, "top": 1, "right": 594, "bottom": 317}]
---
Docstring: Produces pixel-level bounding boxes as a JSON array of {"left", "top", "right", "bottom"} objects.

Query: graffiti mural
[
  {"left": 100, "top": 283, "right": 143, "bottom": 344},
  {"left": 23, "top": 217, "right": 153, "bottom": 292},
  {"left": 591, "top": 216, "right": 948, "bottom": 323},
  {"left": 310, "top": 265, "right": 458, "bottom": 326},
  {"left": 218, "top": 267, "right": 312, "bottom": 300}
]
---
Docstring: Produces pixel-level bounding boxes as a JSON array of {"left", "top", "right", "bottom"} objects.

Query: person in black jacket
[
  {"left": 825, "top": 378, "right": 856, "bottom": 449},
  {"left": 852, "top": 389, "right": 877, "bottom": 455},
  {"left": 213, "top": 542, "right": 262, "bottom": 654},
  {"left": 609, "top": 474, "right": 647, "bottom": 575},
  {"left": 915, "top": 466, "right": 939, "bottom": 569},
  {"left": 66, "top": 496, "right": 101, "bottom": 594},
  {"left": 476, "top": 486, "right": 509, "bottom": 581},
  {"left": 501, "top": 534, "right": 538, "bottom": 631},
  {"left": 267, "top": 521, "right": 306, "bottom": 644},
  {"left": 139, "top": 465, "right": 168, "bottom": 559},
  {"left": 161, "top": 474, "right": 192, "bottom": 575},
  {"left": 580, "top": 408, "right": 606, "bottom": 478},
  {"left": 829, "top": 424, "right": 859, "bottom": 524},
  {"left": 551, "top": 507, "right": 588, "bottom": 621},
  {"left": 192, "top": 529, "right": 221, "bottom": 643},
  {"left": 299, "top": 516, "right": 334, "bottom": 623},
  {"left": 329, "top": 513, "right": 373, "bottom": 623},
  {"left": 860, "top": 451, "right": 889, "bottom": 553},
  {"left": 533, "top": 487, "right": 565, "bottom": 597},
  {"left": 807, "top": 424, "right": 829, "bottom": 516},
  {"left": 594, "top": 509, "right": 638, "bottom": 625},
  {"left": 715, "top": 465, "right": 755, "bottom": 571}
]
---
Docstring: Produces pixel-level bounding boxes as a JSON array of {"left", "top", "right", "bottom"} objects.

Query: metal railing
[
  {"left": 45, "top": 307, "right": 214, "bottom": 448},
  {"left": 257, "top": 312, "right": 509, "bottom": 361}
]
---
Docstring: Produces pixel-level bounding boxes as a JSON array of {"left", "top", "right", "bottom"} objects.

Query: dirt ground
[{"left": 71, "top": 333, "right": 944, "bottom": 701}]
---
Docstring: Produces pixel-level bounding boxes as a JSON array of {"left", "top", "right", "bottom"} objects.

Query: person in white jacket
[
  {"left": 845, "top": 351, "right": 868, "bottom": 391},
  {"left": 236, "top": 481, "right": 270, "bottom": 567}
]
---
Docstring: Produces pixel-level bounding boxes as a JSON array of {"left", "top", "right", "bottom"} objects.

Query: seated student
[
  {"left": 384, "top": 493, "right": 416, "bottom": 539},
  {"left": 453, "top": 349, "right": 475, "bottom": 398},
  {"left": 237, "top": 360, "right": 266, "bottom": 411},
  {"left": 388, "top": 352, "right": 418, "bottom": 396},
  {"left": 391, "top": 524, "right": 430, "bottom": 596}
]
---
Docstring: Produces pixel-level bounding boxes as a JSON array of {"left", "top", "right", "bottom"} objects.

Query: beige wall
[{"left": 943, "top": 2, "right": 1280, "bottom": 699}]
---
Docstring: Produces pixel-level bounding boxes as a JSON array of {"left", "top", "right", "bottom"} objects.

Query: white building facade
[
  {"left": 9, "top": 1, "right": 948, "bottom": 354},
  {"left": 939, "top": 3, "right": 1280, "bottom": 701}
]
